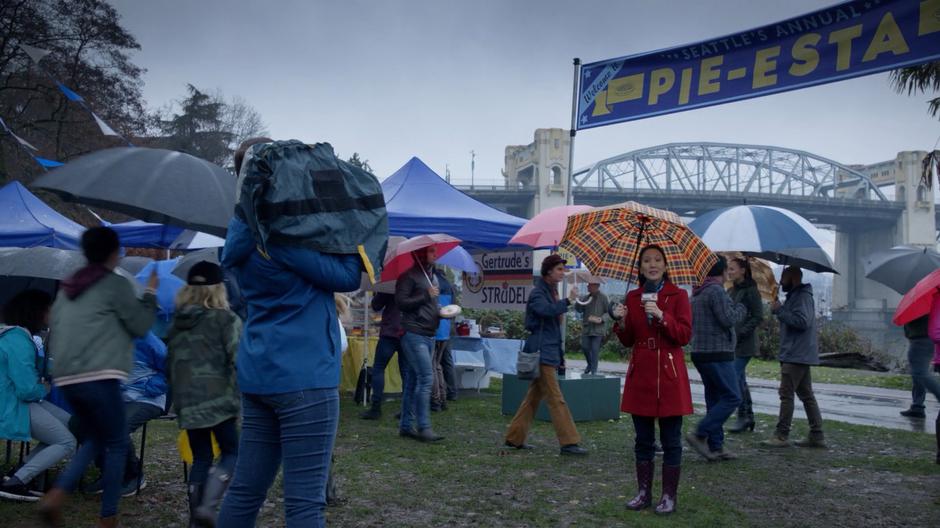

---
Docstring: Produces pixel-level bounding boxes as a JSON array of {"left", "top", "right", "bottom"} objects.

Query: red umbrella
[
  {"left": 893, "top": 268, "right": 940, "bottom": 326},
  {"left": 509, "top": 205, "right": 593, "bottom": 249},
  {"left": 380, "top": 234, "right": 461, "bottom": 282}
]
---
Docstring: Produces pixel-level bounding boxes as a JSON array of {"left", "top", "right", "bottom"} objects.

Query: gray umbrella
[
  {"left": 32, "top": 147, "right": 235, "bottom": 237},
  {"left": 0, "top": 247, "right": 86, "bottom": 280},
  {"left": 863, "top": 245, "right": 940, "bottom": 294},
  {"left": 119, "top": 255, "right": 155, "bottom": 275},
  {"left": 0, "top": 247, "right": 145, "bottom": 284},
  {"left": 172, "top": 247, "right": 220, "bottom": 280}
]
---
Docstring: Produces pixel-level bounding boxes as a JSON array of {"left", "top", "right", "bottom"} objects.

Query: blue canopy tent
[
  {"left": 0, "top": 181, "right": 84, "bottom": 249},
  {"left": 382, "top": 157, "right": 526, "bottom": 249},
  {"left": 107, "top": 220, "right": 184, "bottom": 249}
]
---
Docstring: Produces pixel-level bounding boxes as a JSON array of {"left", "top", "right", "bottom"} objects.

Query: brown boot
[
  {"left": 37, "top": 487, "right": 66, "bottom": 527},
  {"left": 97, "top": 516, "right": 119, "bottom": 528}
]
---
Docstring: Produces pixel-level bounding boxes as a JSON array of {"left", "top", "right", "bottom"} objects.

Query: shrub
[{"left": 756, "top": 306, "right": 780, "bottom": 360}]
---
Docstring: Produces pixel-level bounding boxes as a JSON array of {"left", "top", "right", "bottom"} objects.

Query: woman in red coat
[{"left": 612, "top": 245, "right": 693, "bottom": 516}]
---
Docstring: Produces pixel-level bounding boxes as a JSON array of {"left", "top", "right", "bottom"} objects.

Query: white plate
[{"left": 439, "top": 304, "right": 462, "bottom": 319}]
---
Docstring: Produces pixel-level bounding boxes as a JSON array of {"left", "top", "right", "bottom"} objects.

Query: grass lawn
[
  {"left": 2, "top": 380, "right": 937, "bottom": 527},
  {"left": 564, "top": 353, "right": 914, "bottom": 391},
  {"left": 744, "top": 359, "right": 913, "bottom": 391}
]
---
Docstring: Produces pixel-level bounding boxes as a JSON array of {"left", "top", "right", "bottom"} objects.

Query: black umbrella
[
  {"left": 863, "top": 245, "right": 940, "bottom": 294},
  {"left": 32, "top": 147, "right": 235, "bottom": 237}
]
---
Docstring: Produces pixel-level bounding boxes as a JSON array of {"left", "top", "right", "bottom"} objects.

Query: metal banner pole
[{"left": 566, "top": 58, "right": 581, "bottom": 206}]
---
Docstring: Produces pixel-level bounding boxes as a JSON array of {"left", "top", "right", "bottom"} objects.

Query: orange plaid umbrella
[{"left": 559, "top": 201, "right": 716, "bottom": 287}]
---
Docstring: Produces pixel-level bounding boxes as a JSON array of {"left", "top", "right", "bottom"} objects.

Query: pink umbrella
[
  {"left": 381, "top": 234, "right": 461, "bottom": 282},
  {"left": 509, "top": 205, "right": 593, "bottom": 248}
]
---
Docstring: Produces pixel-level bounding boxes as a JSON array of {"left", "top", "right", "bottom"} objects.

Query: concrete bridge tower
[
  {"left": 832, "top": 151, "right": 935, "bottom": 355},
  {"left": 503, "top": 128, "right": 571, "bottom": 216}
]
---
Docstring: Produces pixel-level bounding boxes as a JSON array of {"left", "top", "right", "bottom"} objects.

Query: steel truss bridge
[{"left": 460, "top": 142, "right": 918, "bottom": 229}]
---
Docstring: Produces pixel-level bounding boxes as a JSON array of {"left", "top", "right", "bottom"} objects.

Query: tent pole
[{"left": 566, "top": 58, "right": 581, "bottom": 207}]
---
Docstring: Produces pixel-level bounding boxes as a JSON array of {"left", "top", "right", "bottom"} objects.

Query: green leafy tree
[
  {"left": 892, "top": 61, "right": 940, "bottom": 120},
  {"left": 347, "top": 152, "right": 373, "bottom": 173},
  {"left": 0, "top": 0, "right": 148, "bottom": 185},
  {"left": 157, "top": 84, "right": 231, "bottom": 166}
]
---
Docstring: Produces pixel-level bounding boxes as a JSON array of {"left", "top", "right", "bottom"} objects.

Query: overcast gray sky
[{"left": 111, "top": 0, "right": 939, "bottom": 184}]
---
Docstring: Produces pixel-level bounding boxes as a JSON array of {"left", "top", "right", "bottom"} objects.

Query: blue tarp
[
  {"left": 135, "top": 258, "right": 184, "bottom": 338},
  {"left": 108, "top": 220, "right": 184, "bottom": 249},
  {"left": 0, "top": 181, "right": 84, "bottom": 249},
  {"left": 382, "top": 157, "right": 526, "bottom": 249}
]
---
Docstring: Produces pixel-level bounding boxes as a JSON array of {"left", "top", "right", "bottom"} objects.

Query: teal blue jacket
[{"left": 0, "top": 326, "right": 47, "bottom": 441}]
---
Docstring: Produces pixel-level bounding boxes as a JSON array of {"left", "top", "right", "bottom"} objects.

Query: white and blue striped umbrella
[{"left": 688, "top": 205, "right": 837, "bottom": 274}]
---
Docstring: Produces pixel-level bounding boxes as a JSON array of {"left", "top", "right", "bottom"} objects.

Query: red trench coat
[{"left": 614, "top": 281, "right": 694, "bottom": 418}]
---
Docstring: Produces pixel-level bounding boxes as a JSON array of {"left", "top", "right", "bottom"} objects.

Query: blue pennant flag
[
  {"left": 34, "top": 156, "right": 63, "bottom": 168},
  {"left": 56, "top": 82, "right": 83, "bottom": 102}
]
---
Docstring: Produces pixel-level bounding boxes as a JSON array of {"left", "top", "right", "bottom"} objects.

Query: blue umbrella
[
  {"left": 436, "top": 246, "right": 480, "bottom": 274},
  {"left": 135, "top": 259, "right": 184, "bottom": 337},
  {"left": 688, "top": 205, "right": 836, "bottom": 273}
]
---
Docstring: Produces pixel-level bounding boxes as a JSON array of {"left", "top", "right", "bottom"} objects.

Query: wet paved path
[{"left": 559, "top": 359, "right": 939, "bottom": 434}]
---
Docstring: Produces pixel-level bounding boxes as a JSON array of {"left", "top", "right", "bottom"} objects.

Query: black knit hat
[
  {"left": 540, "top": 254, "right": 567, "bottom": 276},
  {"left": 707, "top": 255, "right": 727, "bottom": 277},
  {"left": 187, "top": 261, "right": 223, "bottom": 286}
]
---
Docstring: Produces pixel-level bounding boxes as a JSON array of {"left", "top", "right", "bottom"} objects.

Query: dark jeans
[
  {"left": 87, "top": 401, "right": 162, "bottom": 484},
  {"left": 187, "top": 418, "right": 239, "bottom": 485},
  {"left": 581, "top": 335, "right": 602, "bottom": 375},
  {"left": 733, "top": 356, "right": 753, "bottom": 417},
  {"left": 693, "top": 359, "right": 742, "bottom": 451},
  {"left": 371, "top": 336, "right": 408, "bottom": 406},
  {"left": 775, "top": 362, "right": 824, "bottom": 439},
  {"left": 632, "top": 415, "right": 683, "bottom": 466},
  {"left": 56, "top": 380, "right": 128, "bottom": 518},
  {"left": 218, "top": 389, "right": 338, "bottom": 528},
  {"left": 908, "top": 337, "right": 940, "bottom": 409},
  {"left": 400, "top": 332, "right": 435, "bottom": 432},
  {"left": 440, "top": 341, "right": 457, "bottom": 400}
]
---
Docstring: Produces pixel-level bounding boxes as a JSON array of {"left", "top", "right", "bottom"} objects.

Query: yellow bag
[{"left": 176, "top": 430, "right": 221, "bottom": 464}]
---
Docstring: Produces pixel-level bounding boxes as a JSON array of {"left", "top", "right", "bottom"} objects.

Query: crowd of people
[
  {"left": 501, "top": 248, "right": 853, "bottom": 516},
  {"left": 0, "top": 137, "right": 937, "bottom": 527}
]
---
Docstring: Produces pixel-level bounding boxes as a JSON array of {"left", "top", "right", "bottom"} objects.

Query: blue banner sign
[{"left": 577, "top": 0, "right": 940, "bottom": 129}]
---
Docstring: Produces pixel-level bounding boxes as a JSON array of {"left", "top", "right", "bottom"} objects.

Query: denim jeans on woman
[
  {"left": 733, "top": 356, "right": 753, "bottom": 413},
  {"left": 399, "top": 332, "right": 435, "bottom": 432},
  {"left": 187, "top": 418, "right": 239, "bottom": 485},
  {"left": 908, "top": 337, "right": 940, "bottom": 409},
  {"left": 55, "top": 379, "right": 127, "bottom": 518},
  {"left": 217, "top": 389, "right": 338, "bottom": 528}
]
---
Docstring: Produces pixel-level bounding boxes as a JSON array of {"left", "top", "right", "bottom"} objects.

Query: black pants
[
  {"left": 187, "top": 418, "right": 239, "bottom": 486},
  {"left": 632, "top": 415, "right": 683, "bottom": 466},
  {"left": 440, "top": 341, "right": 458, "bottom": 400}
]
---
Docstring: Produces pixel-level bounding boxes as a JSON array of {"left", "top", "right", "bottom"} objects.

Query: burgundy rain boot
[
  {"left": 625, "top": 460, "right": 654, "bottom": 511},
  {"left": 654, "top": 465, "right": 681, "bottom": 515}
]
